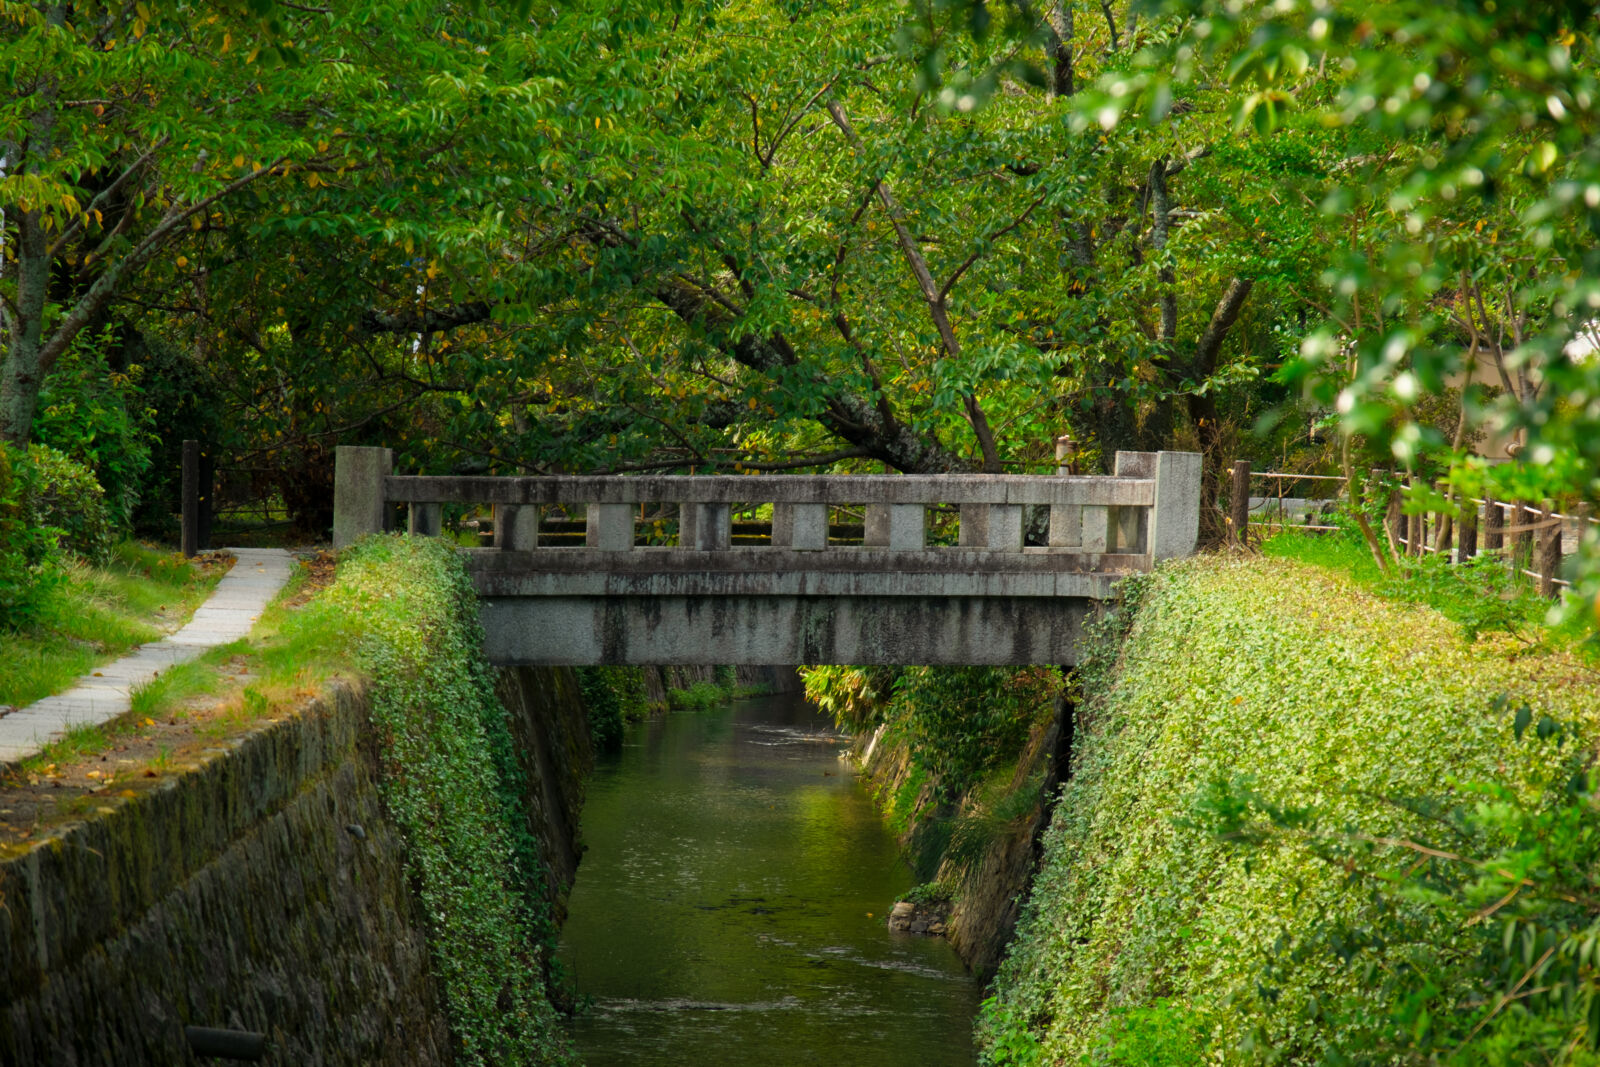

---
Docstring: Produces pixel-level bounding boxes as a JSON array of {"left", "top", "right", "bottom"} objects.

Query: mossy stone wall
[{"left": 0, "top": 663, "right": 594, "bottom": 1066}]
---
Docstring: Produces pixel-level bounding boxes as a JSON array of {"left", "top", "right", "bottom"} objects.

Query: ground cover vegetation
[
  {"left": 978, "top": 554, "right": 1600, "bottom": 1065},
  {"left": 804, "top": 663, "right": 1063, "bottom": 884}
]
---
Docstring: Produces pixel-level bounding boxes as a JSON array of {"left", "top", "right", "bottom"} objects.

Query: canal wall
[
  {"left": 0, "top": 664, "right": 594, "bottom": 1066},
  {"left": 852, "top": 694, "right": 1069, "bottom": 980}
]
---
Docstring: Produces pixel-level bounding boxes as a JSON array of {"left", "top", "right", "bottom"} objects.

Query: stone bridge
[{"left": 332, "top": 448, "right": 1201, "bottom": 666}]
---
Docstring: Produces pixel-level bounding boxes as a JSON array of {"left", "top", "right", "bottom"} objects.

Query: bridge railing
[{"left": 333, "top": 448, "right": 1201, "bottom": 566}]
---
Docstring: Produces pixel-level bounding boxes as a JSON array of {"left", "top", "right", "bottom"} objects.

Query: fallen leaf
[
  {"left": 142, "top": 718, "right": 155, "bottom": 727},
  {"left": 119, "top": 790, "right": 137, "bottom": 798}
]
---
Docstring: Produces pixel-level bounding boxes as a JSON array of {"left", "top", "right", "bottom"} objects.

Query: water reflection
[{"left": 559, "top": 692, "right": 977, "bottom": 1066}]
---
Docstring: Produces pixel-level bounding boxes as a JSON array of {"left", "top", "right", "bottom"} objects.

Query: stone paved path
[{"left": 0, "top": 548, "right": 296, "bottom": 765}]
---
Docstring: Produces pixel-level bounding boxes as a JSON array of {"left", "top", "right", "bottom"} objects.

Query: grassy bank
[
  {"left": 0, "top": 541, "right": 224, "bottom": 708},
  {"left": 980, "top": 554, "right": 1600, "bottom": 1065}
]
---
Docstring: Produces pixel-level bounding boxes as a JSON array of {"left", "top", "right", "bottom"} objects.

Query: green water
[{"left": 558, "top": 692, "right": 979, "bottom": 1066}]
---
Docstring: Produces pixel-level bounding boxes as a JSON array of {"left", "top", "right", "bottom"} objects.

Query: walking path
[{"left": 0, "top": 548, "right": 296, "bottom": 765}]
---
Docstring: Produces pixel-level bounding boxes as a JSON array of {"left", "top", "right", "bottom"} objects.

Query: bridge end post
[
  {"left": 333, "top": 446, "right": 393, "bottom": 549},
  {"left": 1149, "top": 451, "right": 1202, "bottom": 561}
]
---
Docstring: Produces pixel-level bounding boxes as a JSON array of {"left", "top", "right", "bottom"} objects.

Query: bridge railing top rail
[
  {"left": 383, "top": 473, "right": 1154, "bottom": 508},
  {"left": 333, "top": 447, "right": 1203, "bottom": 563}
]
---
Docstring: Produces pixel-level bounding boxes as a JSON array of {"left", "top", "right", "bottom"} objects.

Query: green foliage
[
  {"left": 1196, "top": 714, "right": 1600, "bottom": 1065},
  {"left": 575, "top": 667, "right": 649, "bottom": 750},
  {"left": 666, "top": 681, "right": 731, "bottom": 710},
  {"left": 980, "top": 555, "right": 1600, "bottom": 1064},
  {"left": 0, "top": 442, "right": 61, "bottom": 631},
  {"left": 1089, "top": 999, "right": 1210, "bottom": 1066},
  {"left": 20, "top": 445, "right": 114, "bottom": 565},
  {"left": 892, "top": 666, "right": 1062, "bottom": 801},
  {"left": 803, "top": 666, "right": 903, "bottom": 733},
  {"left": 897, "top": 881, "right": 953, "bottom": 907},
  {"left": 32, "top": 332, "right": 154, "bottom": 532},
  {"left": 315, "top": 535, "right": 568, "bottom": 1066}
]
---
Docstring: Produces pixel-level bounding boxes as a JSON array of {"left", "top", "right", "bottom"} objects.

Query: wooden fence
[{"left": 1225, "top": 460, "right": 1596, "bottom": 598}]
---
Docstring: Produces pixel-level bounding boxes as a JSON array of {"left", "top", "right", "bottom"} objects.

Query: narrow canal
[{"left": 558, "top": 691, "right": 979, "bottom": 1065}]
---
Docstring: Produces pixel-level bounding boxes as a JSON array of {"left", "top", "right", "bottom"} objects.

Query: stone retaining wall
[{"left": 0, "top": 666, "right": 593, "bottom": 1065}]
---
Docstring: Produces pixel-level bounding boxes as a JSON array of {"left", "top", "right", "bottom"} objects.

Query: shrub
[
  {"left": 21, "top": 445, "right": 114, "bottom": 564},
  {"left": 33, "top": 329, "right": 154, "bottom": 532},
  {"left": 0, "top": 444, "right": 63, "bottom": 631},
  {"left": 576, "top": 667, "right": 649, "bottom": 749}
]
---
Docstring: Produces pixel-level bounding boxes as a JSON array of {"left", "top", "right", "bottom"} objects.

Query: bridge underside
[{"left": 479, "top": 594, "right": 1093, "bottom": 666}]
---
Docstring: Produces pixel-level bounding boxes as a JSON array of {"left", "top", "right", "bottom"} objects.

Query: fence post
[
  {"left": 1229, "top": 460, "right": 1250, "bottom": 548},
  {"left": 1513, "top": 499, "right": 1535, "bottom": 576},
  {"left": 1458, "top": 494, "right": 1478, "bottom": 560},
  {"left": 1538, "top": 503, "right": 1562, "bottom": 598},
  {"left": 1484, "top": 493, "right": 1503, "bottom": 552},
  {"left": 333, "top": 446, "right": 393, "bottom": 549},
  {"left": 1387, "top": 475, "right": 1405, "bottom": 549},
  {"left": 181, "top": 439, "right": 199, "bottom": 558},
  {"left": 1408, "top": 509, "right": 1423, "bottom": 558},
  {"left": 1150, "top": 451, "right": 1202, "bottom": 561}
]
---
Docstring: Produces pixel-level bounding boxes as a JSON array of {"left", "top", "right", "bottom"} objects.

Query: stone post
[
  {"left": 181, "top": 439, "right": 199, "bottom": 558},
  {"left": 1230, "top": 460, "right": 1250, "bottom": 548},
  {"left": 1149, "top": 451, "right": 1202, "bottom": 561},
  {"left": 772, "top": 503, "right": 828, "bottom": 550},
  {"left": 494, "top": 505, "right": 541, "bottom": 550},
  {"left": 332, "top": 446, "right": 393, "bottom": 549},
  {"left": 958, "top": 504, "right": 990, "bottom": 547},
  {"left": 1387, "top": 475, "right": 1406, "bottom": 548},
  {"left": 865, "top": 504, "right": 926, "bottom": 550},
  {"left": 587, "top": 503, "right": 637, "bottom": 551},
  {"left": 1513, "top": 500, "right": 1535, "bottom": 574}
]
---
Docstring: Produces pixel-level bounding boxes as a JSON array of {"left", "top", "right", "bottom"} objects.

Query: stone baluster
[
  {"left": 587, "top": 503, "right": 635, "bottom": 551},
  {"left": 772, "top": 502, "right": 828, "bottom": 550},
  {"left": 684, "top": 503, "right": 730, "bottom": 551},
  {"left": 494, "top": 504, "right": 540, "bottom": 550},
  {"left": 864, "top": 504, "right": 926, "bottom": 550}
]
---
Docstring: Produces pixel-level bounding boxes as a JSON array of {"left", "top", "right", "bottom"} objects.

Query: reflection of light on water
[{"left": 594, "top": 995, "right": 805, "bottom": 1015}]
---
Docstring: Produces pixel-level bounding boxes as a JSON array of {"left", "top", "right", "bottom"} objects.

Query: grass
[
  {"left": 1261, "top": 524, "right": 1569, "bottom": 645},
  {"left": 0, "top": 541, "right": 225, "bottom": 708}
]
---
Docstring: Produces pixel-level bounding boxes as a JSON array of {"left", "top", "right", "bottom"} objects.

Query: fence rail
[{"left": 1225, "top": 460, "right": 1595, "bottom": 598}]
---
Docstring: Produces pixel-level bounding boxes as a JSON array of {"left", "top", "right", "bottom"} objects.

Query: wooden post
[
  {"left": 1458, "top": 495, "right": 1478, "bottom": 560},
  {"left": 1484, "top": 493, "right": 1503, "bottom": 552},
  {"left": 1230, "top": 460, "right": 1250, "bottom": 548},
  {"left": 1387, "top": 475, "right": 1406, "bottom": 549},
  {"left": 1054, "top": 435, "right": 1077, "bottom": 475},
  {"left": 181, "top": 438, "right": 199, "bottom": 558},
  {"left": 1433, "top": 481, "right": 1453, "bottom": 559},
  {"left": 1513, "top": 499, "right": 1535, "bottom": 575},
  {"left": 1408, "top": 509, "right": 1423, "bottom": 557},
  {"left": 1538, "top": 503, "right": 1562, "bottom": 598}
]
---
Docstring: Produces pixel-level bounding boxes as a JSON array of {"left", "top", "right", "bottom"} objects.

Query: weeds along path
[{"left": 0, "top": 549, "right": 295, "bottom": 764}]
